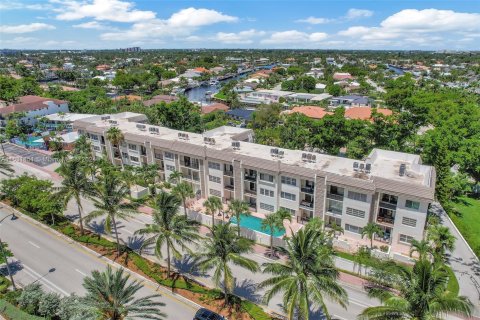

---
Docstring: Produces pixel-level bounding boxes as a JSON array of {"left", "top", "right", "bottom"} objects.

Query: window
[
  {"left": 402, "top": 217, "right": 417, "bottom": 227},
  {"left": 154, "top": 152, "right": 163, "bottom": 159},
  {"left": 347, "top": 191, "right": 367, "bottom": 202},
  {"left": 345, "top": 224, "right": 363, "bottom": 234},
  {"left": 121, "top": 152, "right": 128, "bottom": 158},
  {"left": 130, "top": 156, "right": 139, "bottom": 162},
  {"left": 281, "top": 191, "right": 296, "bottom": 201},
  {"left": 164, "top": 152, "right": 174, "bottom": 160},
  {"left": 209, "top": 175, "right": 221, "bottom": 183},
  {"left": 166, "top": 164, "right": 176, "bottom": 171},
  {"left": 381, "top": 193, "right": 398, "bottom": 205},
  {"left": 399, "top": 234, "right": 414, "bottom": 244},
  {"left": 209, "top": 189, "right": 221, "bottom": 197},
  {"left": 330, "top": 185, "right": 344, "bottom": 196},
  {"left": 327, "top": 199, "right": 343, "bottom": 215},
  {"left": 260, "top": 202, "right": 274, "bottom": 212},
  {"left": 208, "top": 162, "right": 221, "bottom": 170},
  {"left": 346, "top": 207, "right": 365, "bottom": 218},
  {"left": 90, "top": 134, "right": 99, "bottom": 141},
  {"left": 128, "top": 144, "right": 137, "bottom": 151},
  {"left": 280, "top": 207, "right": 296, "bottom": 215},
  {"left": 93, "top": 146, "right": 100, "bottom": 151},
  {"left": 405, "top": 200, "right": 420, "bottom": 210},
  {"left": 259, "top": 173, "right": 274, "bottom": 182},
  {"left": 281, "top": 176, "right": 296, "bottom": 186},
  {"left": 260, "top": 188, "right": 274, "bottom": 197}
]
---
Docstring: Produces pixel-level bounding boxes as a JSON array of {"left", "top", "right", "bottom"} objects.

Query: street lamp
[{"left": 0, "top": 212, "right": 17, "bottom": 290}]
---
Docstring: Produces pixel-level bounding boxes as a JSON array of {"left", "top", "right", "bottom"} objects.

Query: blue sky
[{"left": 0, "top": 0, "right": 479, "bottom": 50}]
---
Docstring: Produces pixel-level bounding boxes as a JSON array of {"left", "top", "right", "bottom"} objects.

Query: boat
[
  {"left": 205, "top": 91, "right": 212, "bottom": 96},
  {"left": 209, "top": 79, "right": 219, "bottom": 86}
]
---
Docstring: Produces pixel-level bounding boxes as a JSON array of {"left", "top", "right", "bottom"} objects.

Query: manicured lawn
[{"left": 450, "top": 196, "right": 480, "bottom": 258}]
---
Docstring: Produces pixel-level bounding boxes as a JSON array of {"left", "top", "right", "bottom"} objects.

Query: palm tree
[
  {"left": 361, "top": 222, "right": 384, "bottom": 249},
  {"left": 326, "top": 221, "right": 344, "bottom": 239},
  {"left": 52, "top": 150, "right": 69, "bottom": 165},
  {"left": 358, "top": 259, "right": 472, "bottom": 320},
  {"left": 56, "top": 158, "right": 93, "bottom": 235},
  {"left": 105, "top": 127, "right": 124, "bottom": 169},
  {"left": 260, "top": 208, "right": 291, "bottom": 257},
  {"left": 81, "top": 265, "right": 165, "bottom": 320},
  {"left": 427, "top": 225, "right": 456, "bottom": 261},
  {"left": 0, "top": 156, "right": 13, "bottom": 176},
  {"left": 172, "top": 181, "right": 194, "bottom": 218},
  {"left": 204, "top": 196, "right": 222, "bottom": 226},
  {"left": 134, "top": 164, "right": 159, "bottom": 194},
  {"left": 0, "top": 134, "right": 6, "bottom": 156},
  {"left": 259, "top": 226, "right": 348, "bottom": 320},
  {"left": 168, "top": 170, "right": 182, "bottom": 184},
  {"left": 135, "top": 192, "right": 200, "bottom": 277},
  {"left": 195, "top": 223, "right": 259, "bottom": 305},
  {"left": 228, "top": 199, "right": 250, "bottom": 237},
  {"left": 86, "top": 170, "right": 138, "bottom": 257},
  {"left": 409, "top": 239, "right": 433, "bottom": 260}
]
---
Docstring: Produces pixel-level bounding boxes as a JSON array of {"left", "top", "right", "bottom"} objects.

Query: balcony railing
[
  {"left": 224, "top": 170, "right": 234, "bottom": 177},
  {"left": 326, "top": 207, "right": 342, "bottom": 215},
  {"left": 379, "top": 201, "right": 397, "bottom": 210},
  {"left": 244, "top": 174, "right": 257, "bottom": 181},
  {"left": 224, "top": 185, "right": 234, "bottom": 191},
  {"left": 327, "top": 193, "right": 344, "bottom": 201},
  {"left": 300, "top": 200, "right": 314, "bottom": 209},
  {"left": 180, "top": 161, "right": 200, "bottom": 170},
  {"left": 377, "top": 215, "right": 395, "bottom": 225},
  {"left": 247, "top": 202, "right": 256, "bottom": 210},
  {"left": 244, "top": 189, "right": 257, "bottom": 196},
  {"left": 301, "top": 186, "right": 315, "bottom": 194}
]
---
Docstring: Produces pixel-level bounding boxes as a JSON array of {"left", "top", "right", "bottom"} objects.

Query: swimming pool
[
  {"left": 230, "top": 214, "right": 286, "bottom": 237},
  {"left": 12, "top": 136, "right": 46, "bottom": 148}
]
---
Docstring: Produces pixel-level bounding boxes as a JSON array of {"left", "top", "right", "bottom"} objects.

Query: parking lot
[{"left": 2, "top": 143, "right": 56, "bottom": 167}]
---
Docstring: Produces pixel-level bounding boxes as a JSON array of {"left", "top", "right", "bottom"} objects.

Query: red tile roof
[
  {"left": 202, "top": 103, "right": 229, "bottom": 114},
  {"left": 290, "top": 106, "right": 333, "bottom": 119},
  {"left": 194, "top": 67, "right": 210, "bottom": 73},
  {"left": 345, "top": 107, "right": 392, "bottom": 121},
  {"left": 0, "top": 95, "right": 67, "bottom": 116}
]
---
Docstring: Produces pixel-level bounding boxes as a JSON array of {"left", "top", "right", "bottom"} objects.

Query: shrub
[
  {"left": 37, "top": 292, "right": 61, "bottom": 318},
  {"left": 16, "top": 283, "right": 43, "bottom": 315},
  {"left": 0, "top": 298, "right": 43, "bottom": 320},
  {"left": 241, "top": 300, "right": 271, "bottom": 320}
]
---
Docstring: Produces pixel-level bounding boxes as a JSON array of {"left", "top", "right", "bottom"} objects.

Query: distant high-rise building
[{"left": 121, "top": 47, "right": 141, "bottom": 52}]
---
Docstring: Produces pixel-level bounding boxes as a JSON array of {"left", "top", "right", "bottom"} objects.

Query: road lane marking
[
  {"left": 28, "top": 241, "right": 40, "bottom": 248},
  {"left": 75, "top": 268, "right": 87, "bottom": 276},
  {"left": 22, "top": 264, "right": 69, "bottom": 296},
  {"left": 122, "top": 229, "right": 134, "bottom": 234},
  {"left": 349, "top": 297, "right": 372, "bottom": 308}
]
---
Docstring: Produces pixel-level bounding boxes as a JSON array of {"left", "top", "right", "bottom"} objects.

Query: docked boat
[{"left": 209, "top": 79, "right": 219, "bottom": 86}]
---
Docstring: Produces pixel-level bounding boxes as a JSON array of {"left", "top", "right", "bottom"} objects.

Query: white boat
[{"left": 209, "top": 79, "right": 219, "bottom": 86}]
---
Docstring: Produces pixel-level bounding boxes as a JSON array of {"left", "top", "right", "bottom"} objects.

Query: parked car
[{"left": 193, "top": 308, "right": 226, "bottom": 320}]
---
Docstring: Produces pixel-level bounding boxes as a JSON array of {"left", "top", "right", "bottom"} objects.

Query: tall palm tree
[
  {"left": 172, "top": 181, "right": 194, "bottom": 218},
  {"left": 135, "top": 192, "right": 200, "bottom": 277},
  {"left": 168, "top": 170, "right": 182, "bottom": 184},
  {"left": 56, "top": 158, "right": 93, "bottom": 235},
  {"left": 195, "top": 223, "right": 259, "bottom": 305},
  {"left": 361, "top": 222, "right": 384, "bottom": 249},
  {"left": 0, "top": 156, "right": 13, "bottom": 176},
  {"left": 228, "top": 199, "right": 250, "bottom": 237},
  {"left": 86, "top": 170, "right": 138, "bottom": 257},
  {"left": 358, "top": 259, "right": 472, "bottom": 320},
  {"left": 427, "top": 225, "right": 456, "bottom": 261},
  {"left": 409, "top": 239, "right": 433, "bottom": 260},
  {"left": 52, "top": 150, "right": 69, "bottom": 166},
  {"left": 106, "top": 127, "right": 124, "bottom": 169},
  {"left": 204, "top": 196, "right": 222, "bottom": 226},
  {"left": 260, "top": 208, "right": 291, "bottom": 257},
  {"left": 259, "top": 226, "right": 348, "bottom": 320},
  {"left": 81, "top": 265, "right": 165, "bottom": 320}
]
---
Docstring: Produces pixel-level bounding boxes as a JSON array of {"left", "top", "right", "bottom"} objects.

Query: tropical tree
[
  {"left": 409, "top": 239, "right": 433, "bottom": 260},
  {"left": 0, "top": 156, "right": 13, "bottom": 176},
  {"left": 326, "top": 222, "right": 344, "bottom": 240},
  {"left": 56, "top": 158, "right": 93, "bottom": 235},
  {"left": 195, "top": 223, "right": 259, "bottom": 304},
  {"left": 168, "top": 170, "right": 182, "bottom": 184},
  {"left": 105, "top": 127, "right": 124, "bottom": 169},
  {"left": 204, "top": 196, "right": 222, "bottom": 226},
  {"left": 0, "top": 134, "right": 7, "bottom": 156},
  {"left": 81, "top": 265, "right": 165, "bottom": 320},
  {"left": 261, "top": 208, "right": 291, "bottom": 257},
  {"left": 172, "top": 181, "right": 194, "bottom": 218},
  {"left": 427, "top": 225, "right": 456, "bottom": 261},
  {"left": 228, "top": 199, "right": 250, "bottom": 236},
  {"left": 259, "top": 225, "right": 348, "bottom": 320},
  {"left": 361, "top": 223, "right": 384, "bottom": 249},
  {"left": 52, "top": 150, "right": 69, "bottom": 166},
  {"left": 358, "top": 259, "right": 472, "bottom": 320},
  {"left": 86, "top": 170, "right": 138, "bottom": 257},
  {"left": 135, "top": 192, "right": 200, "bottom": 277}
]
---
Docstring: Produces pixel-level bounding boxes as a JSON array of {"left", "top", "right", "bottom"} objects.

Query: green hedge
[
  {"left": 241, "top": 300, "right": 272, "bottom": 320},
  {"left": 0, "top": 299, "right": 42, "bottom": 320},
  {"left": 61, "top": 225, "right": 115, "bottom": 248},
  {"left": 445, "top": 266, "right": 460, "bottom": 296}
]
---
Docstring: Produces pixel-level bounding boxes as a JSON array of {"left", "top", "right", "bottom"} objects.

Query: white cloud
[
  {"left": 73, "top": 21, "right": 114, "bottom": 30},
  {"left": 100, "top": 7, "right": 238, "bottom": 41},
  {"left": 261, "top": 30, "right": 327, "bottom": 44},
  {"left": 346, "top": 8, "right": 373, "bottom": 19},
  {"left": 0, "top": 22, "right": 55, "bottom": 33},
  {"left": 216, "top": 29, "right": 265, "bottom": 44},
  {"left": 0, "top": 1, "right": 51, "bottom": 10},
  {"left": 51, "top": 0, "right": 156, "bottom": 22},
  {"left": 296, "top": 16, "right": 331, "bottom": 25},
  {"left": 0, "top": 36, "right": 36, "bottom": 46}
]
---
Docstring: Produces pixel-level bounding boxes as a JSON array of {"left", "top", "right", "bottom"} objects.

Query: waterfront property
[{"left": 74, "top": 112, "right": 436, "bottom": 258}]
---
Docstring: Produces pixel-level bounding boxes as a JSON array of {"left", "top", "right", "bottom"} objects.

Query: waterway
[{"left": 386, "top": 64, "right": 405, "bottom": 75}]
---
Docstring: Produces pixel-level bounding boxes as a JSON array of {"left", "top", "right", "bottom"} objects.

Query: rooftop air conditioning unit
[
  {"left": 232, "top": 141, "right": 240, "bottom": 150},
  {"left": 203, "top": 137, "right": 209, "bottom": 144},
  {"left": 399, "top": 163, "right": 406, "bottom": 176},
  {"left": 359, "top": 163, "right": 365, "bottom": 172},
  {"left": 101, "top": 115, "right": 110, "bottom": 121},
  {"left": 278, "top": 150, "right": 284, "bottom": 158},
  {"left": 311, "top": 155, "right": 316, "bottom": 163},
  {"left": 149, "top": 127, "right": 159, "bottom": 135},
  {"left": 353, "top": 162, "right": 359, "bottom": 171},
  {"left": 365, "top": 163, "right": 371, "bottom": 173},
  {"left": 136, "top": 124, "right": 146, "bottom": 131},
  {"left": 270, "top": 148, "right": 279, "bottom": 157},
  {"left": 210, "top": 138, "right": 215, "bottom": 145},
  {"left": 302, "top": 153, "right": 308, "bottom": 162},
  {"left": 108, "top": 120, "right": 118, "bottom": 126}
]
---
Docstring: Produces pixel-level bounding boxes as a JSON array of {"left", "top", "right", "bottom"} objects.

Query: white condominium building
[{"left": 74, "top": 112, "right": 436, "bottom": 257}]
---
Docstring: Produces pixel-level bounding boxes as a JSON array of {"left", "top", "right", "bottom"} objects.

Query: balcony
[
  {"left": 326, "top": 207, "right": 342, "bottom": 216},
  {"left": 224, "top": 170, "right": 234, "bottom": 177},
  {"left": 183, "top": 174, "right": 200, "bottom": 182},
  {"left": 180, "top": 161, "right": 200, "bottom": 170},
  {"left": 377, "top": 215, "right": 395, "bottom": 225},
  {"left": 224, "top": 184, "right": 234, "bottom": 191},
  {"left": 244, "top": 188, "right": 257, "bottom": 196},
  {"left": 300, "top": 200, "right": 314, "bottom": 209},
  {"left": 327, "top": 193, "right": 344, "bottom": 201},
  {"left": 244, "top": 173, "right": 257, "bottom": 181},
  {"left": 379, "top": 201, "right": 397, "bottom": 210},
  {"left": 247, "top": 202, "right": 256, "bottom": 210},
  {"left": 301, "top": 186, "right": 315, "bottom": 194}
]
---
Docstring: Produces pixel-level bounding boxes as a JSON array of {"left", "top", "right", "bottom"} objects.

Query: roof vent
[{"left": 399, "top": 163, "right": 406, "bottom": 176}]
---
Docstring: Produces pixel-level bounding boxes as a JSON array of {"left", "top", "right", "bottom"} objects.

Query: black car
[{"left": 193, "top": 308, "right": 226, "bottom": 320}]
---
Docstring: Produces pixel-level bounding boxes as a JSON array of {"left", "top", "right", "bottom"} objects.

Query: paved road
[
  {"left": 0, "top": 209, "right": 198, "bottom": 319},
  {"left": 432, "top": 202, "right": 480, "bottom": 317}
]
